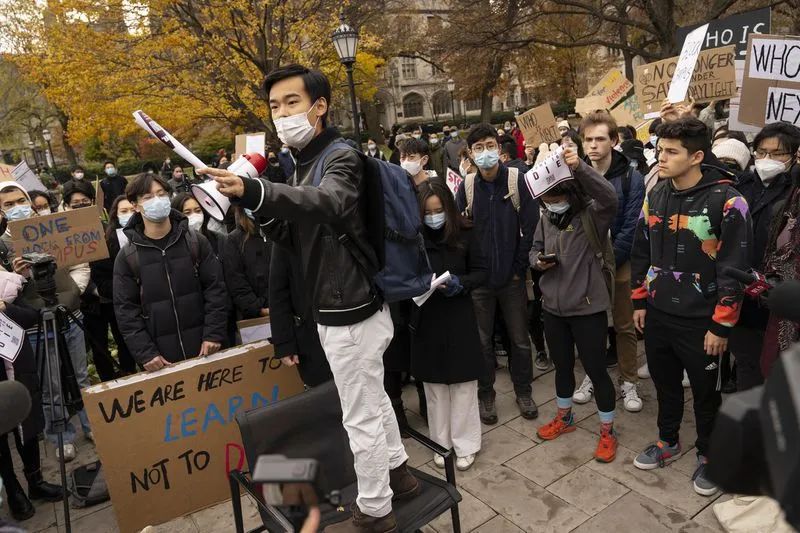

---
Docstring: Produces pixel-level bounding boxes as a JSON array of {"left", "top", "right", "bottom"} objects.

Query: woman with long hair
[
  {"left": 171, "top": 192, "right": 226, "bottom": 258},
  {"left": 222, "top": 206, "right": 271, "bottom": 319},
  {"left": 410, "top": 179, "right": 487, "bottom": 471}
]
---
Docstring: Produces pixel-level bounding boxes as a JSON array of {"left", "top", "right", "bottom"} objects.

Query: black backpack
[
  {"left": 69, "top": 461, "right": 109, "bottom": 508},
  {"left": 122, "top": 228, "right": 201, "bottom": 282}
]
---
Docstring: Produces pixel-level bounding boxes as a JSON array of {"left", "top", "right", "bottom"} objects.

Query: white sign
[
  {"left": 413, "top": 271, "right": 451, "bottom": 307},
  {"left": 746, "top": 38, "right": 800, "bottom": 82},
  {"left": 765, "top": 86, "right": 800, "bottom": 125},
  {"left": 668, "top": 23, "right": 710, "bottom": 103},
  {"left": 0, "top": 313, "right": 25, "bottom": 363},
  {"left": 245, "top": 134, "right": 266, "bottom": 157},
  {"left": 237, "top": 317, "right": 272, "bottom": 345},
  {"left": 523, "top": 146, "right": 573, "bottom": 199},
  {"left": 445, "top": 168, "right": 463, "bottom": 196},
  {"left": 11, "top": 162, "right": 46, "bottom": 193}
]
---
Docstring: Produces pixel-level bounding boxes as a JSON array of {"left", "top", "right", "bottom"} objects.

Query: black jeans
[
  {"left": 729, "top": 326, "right": 765, "bottom": 391},
  {"left": 543, "top": 311, "right": 615, "bottom": 412},
  {"left": 644, "top": 306, "right": 722, "bottom": 455},
  {"left": 528, "top": 269, "right": 546, "bottom": 353},
  {"left": 472, "top": 278, "right": 533, "bottom": 398},
  {"left": 0, "top": 430, "right": 40, "bottom": 485},
  {"left": 83, "top": 302, "right": 137, "bottom": 380}
]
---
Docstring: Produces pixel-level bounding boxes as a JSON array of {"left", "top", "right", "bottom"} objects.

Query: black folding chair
[{"left": 229, "top": 380, "right": 462, "bottom": 532}]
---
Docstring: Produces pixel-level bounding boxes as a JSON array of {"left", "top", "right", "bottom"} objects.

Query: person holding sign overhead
[
  {"left": 0, "top": 182, "right": 92, "bottom": 462},
  {"left": 530, "top": 145, "right": 620, "bottom": 462},
  {"left": 112, "top": 173, "right": 229, "bottom": 372}
]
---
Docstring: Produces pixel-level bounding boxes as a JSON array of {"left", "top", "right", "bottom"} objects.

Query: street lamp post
[
  {"left": 447, "top": 78, "right": 456, "bottom": 126},
  {"left": 27, "top": 140, "right": 37, "bottom": 168},
  {"left": 42, "top": 129, "right": 54, "bottom": 168},
  {"left": 332, "top": 14, "right": 361, "bottom": 144}
]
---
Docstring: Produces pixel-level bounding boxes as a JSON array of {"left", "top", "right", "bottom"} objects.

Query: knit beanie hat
[{"left": 712, "top": 138, "right": 751, "bottom": 171}]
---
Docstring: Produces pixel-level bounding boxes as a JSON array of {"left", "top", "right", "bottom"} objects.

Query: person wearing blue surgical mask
[
  {"left": 113, "top": 173, "right": 229, "bottom": 374},
  {"left": 412, "top": 179, "right": 487, "bottom": 471},
  {"left": 530, "top": 145, "right": 622, "bottom": 463},
  {"left": 100, "top": 160, "right": 128, "bottom": 213},
  {"left": 454, "top": 123, "right": 540, "bottom": 424}
]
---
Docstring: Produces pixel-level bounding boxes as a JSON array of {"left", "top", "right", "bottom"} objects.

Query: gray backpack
[{"left": 69, "top": 461, "right": 110, "bottom": 508}]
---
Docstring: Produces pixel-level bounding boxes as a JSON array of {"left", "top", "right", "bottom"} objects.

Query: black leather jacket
[{"left": 237, "top": 128, "right": 381, "bottom": 327}]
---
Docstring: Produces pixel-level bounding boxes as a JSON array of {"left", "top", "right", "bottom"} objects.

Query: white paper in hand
[
  {"left": 133, "top": 110, "right": 206, "bottom": 170},
  {"left": 523, "top": 145, "right": 573, "bottom": 198},
  {"left": 0, "top": 313, "right": 24, "bottom": 363},
  {"left": 413, "top": 271, "right": 452, "bottom": 307},
  {"left": 668, "top": 24, "right": 709, "bottom": 103}
]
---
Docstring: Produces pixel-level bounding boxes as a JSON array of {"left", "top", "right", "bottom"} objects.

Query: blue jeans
[{"left": 29, "top": 317, "right": 91, "bottom": 445}]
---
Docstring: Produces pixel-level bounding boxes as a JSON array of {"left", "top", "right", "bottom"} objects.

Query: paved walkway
[{"left": 3, "top": 344, "right": 731, "bottom": 532}]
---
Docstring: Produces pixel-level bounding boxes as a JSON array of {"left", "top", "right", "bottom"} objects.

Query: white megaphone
[{"left": 191, "top": 153, "right": 268, "bottom": 222}]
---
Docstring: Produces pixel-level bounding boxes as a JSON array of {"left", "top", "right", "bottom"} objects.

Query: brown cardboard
[
  {"left": 739, "top": 34, "right": 800, "bottom": 126},
  {"left": 587, "top": 69, "right": 634, "bottom": 110},
  {"left": 575, "top": 95, "right": 608, "bottom": 116},
  {"left": 610, "top": 94, "right": 645, "bottom": 127},
  {"left": 516, "top": 103, "right": 559, "bottom": 146},
  {"left": 234, "top": 132, "right": 267, "bottom": 157},
  {"left": 95, "top": 178, "right": 105, "bottom": 217},
  {"left": 83, "top": 342, "right": 305, "bottom": 533},
  {"left": 8, "top": 207, "right": 109, "bottom": 268},
  {"left": 634, "top": 45, "right": 736, "bottom": 116}
]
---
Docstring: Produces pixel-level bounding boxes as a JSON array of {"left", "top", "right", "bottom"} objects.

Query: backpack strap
[
  {"left": 622, "top": 164, "right": 633, "bottom": 206},
  {"left": 312, "top": 141, "right": 354, "bottom": 187},
  {"left": 580, "top": 209, "right": 605, "bottom": 263},
  {"left": 185, "top": 228, "right": 201, "bottom": 275},
  {"left": 464, "top": 172, "right": 476, "bottom": 218},
  {"left": 707, "top": 185, "right": 730, "bottom": 240},
  {"left": 122, "top": 242, "right": 140, "bottom": 282},
  {"left": 506, "top": 167, "right": 521, "bottom": 212}
]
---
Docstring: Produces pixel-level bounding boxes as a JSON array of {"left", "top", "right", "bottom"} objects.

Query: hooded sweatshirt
[{"left": 630, "top": 166, "right": 752, "bottom": 337}]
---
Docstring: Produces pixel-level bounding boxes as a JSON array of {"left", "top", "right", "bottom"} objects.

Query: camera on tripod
[{"left": 21, "top": 252, "right": 58, "bottom": 305}]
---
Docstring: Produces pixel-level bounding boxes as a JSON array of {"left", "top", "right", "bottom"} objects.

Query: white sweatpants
[
  {"left": 317, "top": 305, "right": 408, "bottom": 518},
  {"left": 423, "top": 381, "right": 482, "bottom": 457}
]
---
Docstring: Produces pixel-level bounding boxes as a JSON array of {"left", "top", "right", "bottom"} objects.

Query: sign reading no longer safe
[{"left": 83, "top": 342, "right": 304, "bottom": 533}]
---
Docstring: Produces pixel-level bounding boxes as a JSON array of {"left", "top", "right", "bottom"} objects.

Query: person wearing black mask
[{"left": 100, "top": 160, "right": 128, "bottom": 213}]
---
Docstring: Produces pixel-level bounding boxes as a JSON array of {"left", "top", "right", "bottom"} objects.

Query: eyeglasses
[
  {"left": 140, "top": 190, "right": 170, "bottom": 202},
  {"left": 471, "top": 142, "right": 498, "bottom": 154},
  {"left": 754, "top": 149, "right": 791, "bottom": 160}
]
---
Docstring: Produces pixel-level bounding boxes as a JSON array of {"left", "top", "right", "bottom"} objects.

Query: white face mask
[
  {"left": 37, "top": 207, "right": 52, "bottom": 216},
  {"left": 367, "top": 143, "right": 377, "bottom": 152},
  {"left": 754, "top": 158, "right": 788, "bottom": 184},
  {"left": 273, "top": 99, "right": 321, "bottom": 149},
  {"left": 401, "top": 159, "right": 423, "bottom": 176},
  {"left": 459, "top": 162, "right": 470, "bottom": 177},
  {"left": 187, "top": 213, "right": 204, "bottom": 231},
  {"left": 545, "top": 200, "right": 570, "bottom": 214},
  {"left": 430, "top": 137, "right": 439, "bottom": 146},
  {"left": 73, "top": 172, "right": 84, "bottom": 180},
  {"left": 649, "top": 135, "right": 658, "bottom": 147}
]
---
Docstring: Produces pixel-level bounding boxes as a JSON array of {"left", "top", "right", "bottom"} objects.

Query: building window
[
  {"left": 401, "top": 57, "right": 417, "bottom": 80},
  {"left": 465, "top": 98, "right": 481, "bottom": 111},
  {"left": 432, "top": 91, "right": 452, "bottom": 116},
  {"left": 506, "top": 93, "right": 516, "bottom": 110},
  {"left": 403, "top": 93, "right": 424, "bottom": 118}
]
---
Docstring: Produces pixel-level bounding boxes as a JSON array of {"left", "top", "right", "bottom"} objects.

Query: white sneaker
[
  {"left": 56, "top": 443, "right": 76, "bottom": 462},
  {"left": 621, "top": 381, "right": 643, "bottom": 412},
  {"left": 682, "top": 371, "right": 690, "bottom": 388},
  {"left": 456, "top": 454, "right": 476, "bottom": 471},
  {"left": 433, "top": 453, "right": 445, "bottom": 469},
  {"left": 573, "top": 375, "right": 594, "bottom": 404},
  {"left": 85, "top": 431, "right": 94, "bottom": 442},
  {"left": 637, "top": 363, "right": 650, "bottom": 379}
]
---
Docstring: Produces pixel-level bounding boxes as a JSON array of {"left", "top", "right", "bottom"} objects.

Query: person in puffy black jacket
[
  {"left": 113, "top": 174, "right": 228, "bottom": 372},
  {"left": 223, "top": 207, "right": 271, "bottom": 319}
]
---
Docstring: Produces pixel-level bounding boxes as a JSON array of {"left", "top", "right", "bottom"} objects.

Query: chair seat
[{"left": 318, "top": 468, "right": 462, "bottom": 532}]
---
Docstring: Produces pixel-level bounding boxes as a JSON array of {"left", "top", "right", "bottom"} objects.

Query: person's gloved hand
[{"left": 440, "top": 275, "right": 463, "bottom": 297}]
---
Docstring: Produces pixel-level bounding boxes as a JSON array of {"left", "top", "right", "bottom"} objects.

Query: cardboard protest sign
[
  {"left": 516, "top": 104, "right": 559, "bottom": 147},
  {"left": 575, "top": 95, "right": 607, "bottom": 116},
  {"left": 235, "top": 133, "right": 267, "bottom": 158},
  {"left": 739, "top": 35, "right": 800, "bottom": 127},
  {"left": 445, "top": 168, "right": 463, "bottom": 197},
  {"left": 95, "top": 178, "right": 105, "bottom": 217},
  {"left": 237, "top": 316, "right": 272, "bottom": 344},
  {"left": 610, "top": 95, "right": 645, "bottom": 127},
  {"left": 587, "top": 69, "right": 634, "bottom": 109},
  {"left": 523, "top": 146, "right": 573, "bottom": 198},
  {"left": 83, "top": 342, "right": 304, "bottom": 533},
  {"left": 8, "top": 207, "right": 109, "bottom": 268},
  {"left": 668, "top": 24, "right": 710, "bottom": 103},
  {"left": 636, "top": 120, "right": 654, "bottom": 144},
  {"left": 635, "top": 45, "right": 736, "bottom": 117},
  {"left": 11, "top": 161, "right": 46, "bottom": 193},
  {"left": 676, "top": 7, "right": 771, "bottom": 59}
]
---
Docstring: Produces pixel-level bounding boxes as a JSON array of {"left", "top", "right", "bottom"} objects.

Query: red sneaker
[
  {"left": 537, "top": 413, "right": 576, "bottom": 441},
  {"left": 595, "top": 428, "right": 618, "bottom": 463}
]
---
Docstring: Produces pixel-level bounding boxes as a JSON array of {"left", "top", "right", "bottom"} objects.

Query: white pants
[
  {"left": 423, "top": 381, "right": 482, "bottom": 457},
  {"left": 317, "top": 305, "right": 408, "bottom": 518}
]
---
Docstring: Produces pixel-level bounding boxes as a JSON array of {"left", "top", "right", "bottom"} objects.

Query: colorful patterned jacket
[{"left": 630, "top": 166, "right": 753, "bottom": 337}]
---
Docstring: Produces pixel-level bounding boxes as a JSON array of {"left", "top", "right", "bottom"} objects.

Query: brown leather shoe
[
  {"left": 389, "top": 460, "right": 420, "bottom": 501},
  {"left": 324, "top": 506, "right": 398, "bottom": 532}
]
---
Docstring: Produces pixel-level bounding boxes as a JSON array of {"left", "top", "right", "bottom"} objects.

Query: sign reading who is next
[{"left": 739, "top": 34, "right": 800, "bottom": 127}]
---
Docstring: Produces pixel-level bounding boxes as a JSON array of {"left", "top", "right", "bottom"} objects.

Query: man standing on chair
[{"left": 202, "top": 64, "right": 418, "bottom": 533}]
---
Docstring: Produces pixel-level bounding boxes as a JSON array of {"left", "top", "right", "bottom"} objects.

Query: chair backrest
[{"left": 236, "top": 380, "right": 356, "bottom": 495}]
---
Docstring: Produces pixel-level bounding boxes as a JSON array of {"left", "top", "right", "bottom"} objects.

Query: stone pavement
[{"left": 2, "top": 344, "right": 733, "bottom": 532}]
